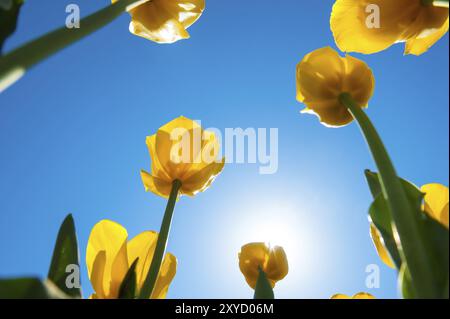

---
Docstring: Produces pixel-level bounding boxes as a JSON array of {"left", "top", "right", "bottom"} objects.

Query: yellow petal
[
  {"left": 128, "top": 0, "right": 205, "bottom": 44},
  {"left": 405, "top": 18, "right": 449, "bottom": 55},
  {"left": 146, "top": 134, "right": 171, "bottom": 181},
  {"left": 86, "top": 220, "right": 128, "bottom": 297},
  {"left": 331, "top": 292, "right": 375, "bottom": 299},
  {"left": 238, "top": 243, "right": 270, "bottom": 289},
  {"left": 155, "top": 116, "right": 203, "bottom": 179},
  {"left": 127, "top": 231, "right": 159, "bottom": 288},
  {"left": 296, "top": 47, "right": 375, "bottom": 127},
  {"left": 108, "top": 241, "right": 129, "bottom": 298},
  {"left": 181, "top": 159, "right": 225, "bottom": 196},
  {"left": 421, "top": 183, "right": 449, "bottom": 228},
  {"left": 352, "top": 292, "right": 376, "bottom": 299},
  {"left": 265, "top": 246, "right": 289, "bottom": 286},
  {"left": 141, "top": 170, "right": 173, "bottom": 198},
  {"left": 331, "top": 0, "right": 418, "bottom": 54},
  {"left": 89, "top": 251, "right": 106, "bottom": 298},
  {"left": 331, "top": 293, "right": 351, "bottom": 299},
  {"left": 370, "top": 224, "right": 395, "bottom": 268},
  {"left": 331, "top": 0, "right": 448, "bottom": 55},
  {"left": 151, "top": 253, "right": 178, "bottom": 299}
]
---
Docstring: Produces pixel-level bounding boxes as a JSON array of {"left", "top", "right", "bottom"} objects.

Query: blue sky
[{"left": 0, "top": 0, "right": 448, "bottom": 299}]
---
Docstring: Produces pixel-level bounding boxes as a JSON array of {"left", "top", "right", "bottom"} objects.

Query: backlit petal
[
  {"left": 86, "top": 220, "right": 128, "bottom": 297},
  {"left": 238, "top": 243, "right": 270, "bottom": 289},
  {"left": 421, "top": 183, "right": 449, "bottom": 228},
  {"left": 370, "top": 224, "right": 395, "bottom": 269},
  {"left": 151, "top": 253, "right": 177, "bottom": 299}
]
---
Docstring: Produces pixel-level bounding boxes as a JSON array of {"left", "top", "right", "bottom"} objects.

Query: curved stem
[
  {"left": 0, "top": 0, "right": 143, "bottom": 92},
  {"left": 339, "top": 93, "right": 436, "bottom": 298},
  {"left": 138, "top": 179, "right": 182, "bottom": 299}
]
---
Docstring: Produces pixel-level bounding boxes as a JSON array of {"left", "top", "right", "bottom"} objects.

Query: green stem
[
  {"left": 253, "top": 267, "right": 274, "bottom": 299},
  {"left": 339, "top": 93, "right": 436, "bottom": 298},
  {"left": 0, "top": 0, "right": 143, "bottom": 92},
  {"left": 138, "top": 179, "right": 182, "bottom": 299}
]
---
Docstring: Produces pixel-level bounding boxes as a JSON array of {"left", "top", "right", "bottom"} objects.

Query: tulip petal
[
  {"left": 265, "top": 246, "right": 289, "bottom": 284},
  {"left": 421, "top": 183, "right": 449, "bottom": 228},
  {"left": 331, "top": 293, "right": 351, "bottom": 299},
  {"left": 86, "top": 220, "right": 128, "bottom": 297},
  {"left": 146, "top": 134, "right": 171, "bottom": 180},
  {"left": 181, "top": 159, "right": 225, "bottom": 196},
  {"left": 331, "top": 0, "right": 418, "bottom": 54},
  {"left": 370, "top": 224, "right": 395, "bottom": 269},
  {"left": 141, "top": 170, "right": 173, "bottom": 198},
  {"left": 151, "top": 253, "right": 177, "bottom": 299},
  {"left": 155, "top": 116, "right": 203, "bottom": 179},
  {"left": 127, "top": 231, "right": 158, "bottom": 289},
  {"left": 129, "top": 1, "right": 189, "bottom": 44},
  {"left": 352, "top": 292, "right": 376, "bottom": 299},
  {"left": 405, "top": 18, "right": 449, "bottom": 55},
  {"left": 90, "top": 251, "right": 106, "bottom": 299},
  {"left": 238, "top": 243, "right": 270, "bottom": 289}
]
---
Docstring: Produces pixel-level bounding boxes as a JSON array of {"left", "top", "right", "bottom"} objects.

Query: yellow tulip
[
  {"left": 238, "top": 243, "right": 288, "bottom": 289},
  {"left": 296, "top": 47, "right": 375, "bottom": 127},
  {"left": 112, "top": 0, "right": 205, "bottom": 43},
  {"left": 86, "top": 220, "right": 177, "bottom": 299},
  {"left": 141, "top": 116, "right": 225, "bottom": 199},
  {"left": 421, "top": 183, "right": 449, "bottom": 228},
  {"left": 331, "top": 292, "right": 376, "bottom": 299},
  {"left": 371, "top": 183, "right": 449, "bottom": 268},
  {"left": 331, "top": 0, "right": 449, "bottom": 56}
]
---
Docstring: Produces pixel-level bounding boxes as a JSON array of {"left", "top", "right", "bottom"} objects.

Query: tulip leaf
[
  {"left": 399, "top": 264, "right": 416, "bottom": 299},
  {"left": 365, "top": 170, "right": 449, "bottom": 298},
  {"left": 47, "top": 214, "right": 81, "bottom": 298},
  {"left": 0, "top": 277, "right": 68, "bottom": 299},
  {"left": 253, "top": 268, "right": 274, "bottom": 299},
  {"left": 118, "top": 258, "right": 139, "bottom": 299},
  {"left": 0, "top": 0, "right": 23, "bottom": 53}
]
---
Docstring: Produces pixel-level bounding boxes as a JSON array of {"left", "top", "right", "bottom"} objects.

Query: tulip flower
[
  {"left": 296, "top": 47, "right": 375, "bottom": 127},
  {"left": 138, "top": 116, "right": 224, "bottom": 299},
  {"left": 141, "top": 116, "right": 225, "bottom": 199},
  {"left": 331, "top": 292, "right": 375, "bottom": 299},
  {"left": 330, "top": 0, "right": 449, "bottom": 55},
  {"left": 112, "top": 0, "right": 205, "bottom": 43},
  {"left": 238, "top": 243, "right": 288, "bottom": 299},
  {"left": 371, "top": 183, "right": 449, "bottom": 268},
  {"left": 86, "top": 220, "right": 177, "bottom": 299},
  {"left": 421, "top": 183, "right": 449, "bottom": 228},
  {"left": 296, "top": 47, "right": 445, "bottom": 298}
]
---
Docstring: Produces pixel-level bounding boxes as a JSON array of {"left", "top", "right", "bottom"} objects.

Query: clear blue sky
[{"left": 0, "top": 0, "right": 448, "bottom": 299}]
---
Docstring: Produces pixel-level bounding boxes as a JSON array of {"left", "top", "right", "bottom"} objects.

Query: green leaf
[
  {"left": 118, "top": 258, "right": 139, "bottom": 299},
  {"left": 364, "top": 169, "right": 383, "bottom": 198},
  {"left": 399, "top": 264, "right": 416, "bottom": 299},
  {"left": 47, "top": 214, "right": 81, "bottom": 298},
  {"left": 253, "top": 268, "right": 274, "bottom": 299},
  {"left": 365, "top": 170, "right": 449, "bottom": 298},
  {"left": 0, "top": 277, "right": 68, "bottom": 299},
  {"left": 0, "top": 0, "right": 23, "bottom": 53}
]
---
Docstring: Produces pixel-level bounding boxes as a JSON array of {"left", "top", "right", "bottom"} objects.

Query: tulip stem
[
  {"left": 339, "top": 92, "right": 437, "bottom": 298},
  {"left": 139, "top": 179, "right": 182, "bottom": 299},
  {"left": 253, "top": 267, "right": 274, "bottom": 299},
  {"left": 0, "top": 0, "right": 143, "bottom": 93}
]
